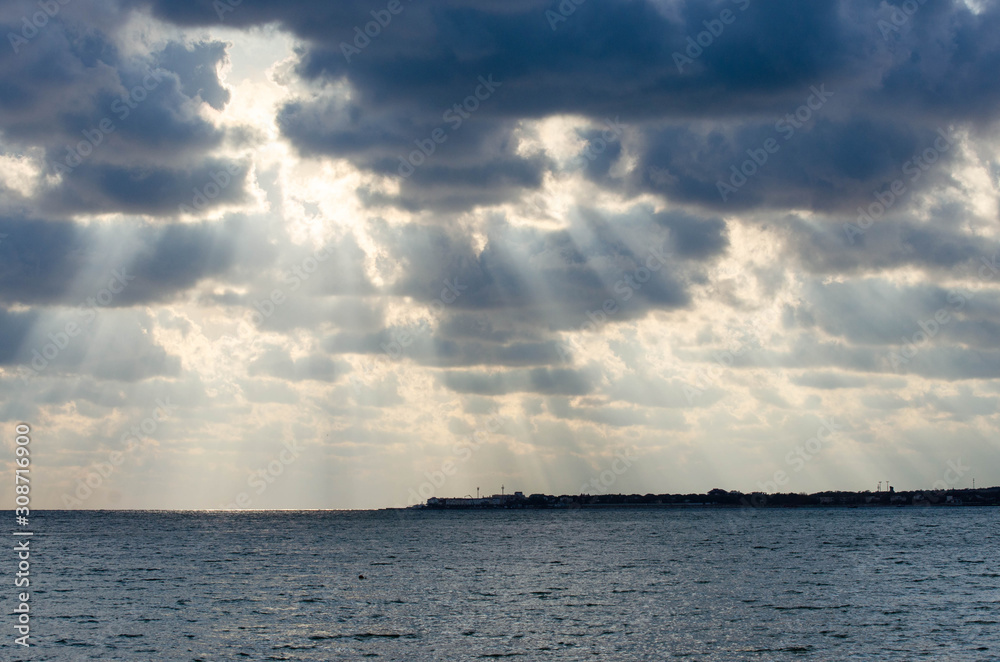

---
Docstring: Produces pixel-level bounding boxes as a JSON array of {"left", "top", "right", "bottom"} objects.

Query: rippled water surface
[{"left": 23, "top": 508, "right": 1000, "bottom": 660}]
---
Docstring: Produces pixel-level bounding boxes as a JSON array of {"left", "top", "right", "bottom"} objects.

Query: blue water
[{"left": 14, "top": 508, "right": 1000, "bottom": 660}]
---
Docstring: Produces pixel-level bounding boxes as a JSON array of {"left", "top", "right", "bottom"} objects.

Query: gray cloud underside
[{"left": 122, "top": 0, "right": 1000, "bottom": 214}]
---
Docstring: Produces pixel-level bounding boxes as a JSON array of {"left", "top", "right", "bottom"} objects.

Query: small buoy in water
[{"left": 358, "top": 574, "right": 366, "bottom": 580}]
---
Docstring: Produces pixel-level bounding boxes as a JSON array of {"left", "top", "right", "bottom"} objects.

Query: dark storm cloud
[
  {"left": 5, "top": 0, "right": 996, "bottom": 401},
  {"left": 0, "top": 215, "right": 254, "bottom": 306},
  {"left": 660, "top": 211, "right": 728, "bottom": 259},
  {"left": 778, "top": 213, "right": 1000, "bottom": 277},
  {"left": 126, "top": 0, "right": 1000, "bottom": 213},
  {"left": 278, "top": 100, "right": 549, "bottom": 211},
  {"left": 577, "top": 127, "right": 623, "bottom": 180},
  {"left": 635, "top": 118, "right": 961, "bottom": 213},
  {"left": 45, "top": 159, "right": 250, "bottom": 216},
  {"left": 0, "top": 1, "right": 244, "bottom": 216},
  {"left": 0, "top": 14, "right": 228, "bottom": 154}
]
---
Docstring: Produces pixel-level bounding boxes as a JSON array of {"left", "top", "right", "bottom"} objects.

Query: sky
[{"left": 1, "top": 0, "right": 998, "bottom": 509}]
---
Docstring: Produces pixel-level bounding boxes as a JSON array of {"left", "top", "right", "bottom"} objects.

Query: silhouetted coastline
[{"left": 400, "top": 486, "right": 1000, "bottom": 510}]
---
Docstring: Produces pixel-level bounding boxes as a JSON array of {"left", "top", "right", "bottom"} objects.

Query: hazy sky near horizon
[{"left": 1, "top": 0, "right": 999, "bottom": 508}]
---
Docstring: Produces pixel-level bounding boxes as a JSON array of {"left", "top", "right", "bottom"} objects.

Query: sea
[{"left": 16, "top": 507, "right": 1000, "bottom": 660}]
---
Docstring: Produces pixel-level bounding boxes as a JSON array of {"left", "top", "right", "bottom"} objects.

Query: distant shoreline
[{"left": 398, "top": 487, "right": 1000, "bottom": 510}]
